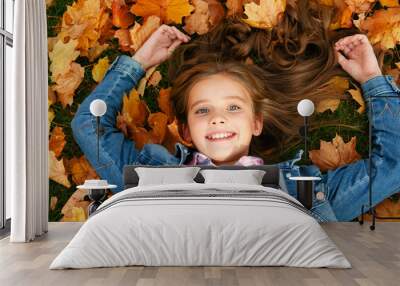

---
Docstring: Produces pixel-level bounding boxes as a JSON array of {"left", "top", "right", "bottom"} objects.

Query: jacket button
[{"left": 316, "top": 191, "right": 325, "bottom": 201}]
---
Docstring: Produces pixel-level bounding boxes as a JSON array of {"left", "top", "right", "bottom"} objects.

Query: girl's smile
[{"left": 182, "top": 74, "right": 263, "bottom": 165}]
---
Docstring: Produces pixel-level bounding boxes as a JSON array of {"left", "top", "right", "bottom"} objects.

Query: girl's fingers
[
  {"left": 171, "top": 26, "right": 190, "bottom": 42},
  {"left": 167, "top": 39, "right": 183, "bottom": 55}
]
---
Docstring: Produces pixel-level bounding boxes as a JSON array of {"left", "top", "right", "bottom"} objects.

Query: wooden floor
[{"left": 0, "top": 222, "right": 399, "bottom": 286}]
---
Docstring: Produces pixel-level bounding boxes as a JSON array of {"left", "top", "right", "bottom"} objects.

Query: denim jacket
[{"left": 71, "top": 55, "right": 400, "bottom": 222}]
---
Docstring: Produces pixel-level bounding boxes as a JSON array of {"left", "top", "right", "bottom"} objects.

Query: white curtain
[{"left": 7, "top": 0, "right": 49, "bottom": 242}]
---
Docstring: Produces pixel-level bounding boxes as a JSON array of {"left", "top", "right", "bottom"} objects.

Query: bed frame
[{"left": 123, "top": 164, "right": 281, "bottom": 189}]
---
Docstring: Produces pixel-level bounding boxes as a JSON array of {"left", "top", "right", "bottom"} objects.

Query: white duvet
[{"left": 49, "top": 183, "right": 351, "bottom": 269}]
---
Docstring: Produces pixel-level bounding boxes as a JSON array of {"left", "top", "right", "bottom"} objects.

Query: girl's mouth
[{"left": 205, "top": 132, "right": 236, "bottom": 142}]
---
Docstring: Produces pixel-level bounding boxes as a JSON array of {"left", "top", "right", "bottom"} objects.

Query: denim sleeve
[
  {"left": 324, "top": 75, "right": 400, "bottom": 221},
  {"left": 71, "top": 55, "right": 179, "bottom": 193}
]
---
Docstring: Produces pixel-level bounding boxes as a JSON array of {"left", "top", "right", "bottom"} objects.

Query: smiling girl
[{"left": 71, "top": 4, "right": 400, "bottom": 222}]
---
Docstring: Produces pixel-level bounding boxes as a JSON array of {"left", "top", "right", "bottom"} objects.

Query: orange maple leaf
[
  {"left": 309, "top": 134, "right": 362, "bottom": 172},
  {"left": 148, "top": 112, "right": 169, "bottom": 144},
  {"left": 112, "top": 0, "right": 135, "bottom": 29},
  {"left": 157, "top": 88, "right": 175, "bottom": 123},
  {"left": 115, "top": 29, "right": 132, "bottom": 52},
  {"left": 359, "top": 7, "right": 400, "bottom": 50},
  {"left": 130, "top": 15, "right": 161, "bottom": 51},
  {"left": 49, "top": 126, "right": 67, "bottom": 158},
  {"left": 184, "top": 0, "right": 225, "bottom": 35},
  {"left": 131, "top": 0, "right": 194, "bottom": 24},
  {"left": 67, "top": 155, "right": 99, "bottom": 186}
]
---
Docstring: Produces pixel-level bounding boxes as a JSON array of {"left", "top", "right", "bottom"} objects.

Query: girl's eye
[
  {"left": 228, "top": 104, "right": 241, "bottom": 111},
  {"left": 195, "top": 107, "right": 209, "bottom": 114}
]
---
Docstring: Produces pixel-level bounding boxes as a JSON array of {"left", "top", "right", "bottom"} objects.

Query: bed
[{"left": 49, "top": 165, "right": 351, "bottom": 269}]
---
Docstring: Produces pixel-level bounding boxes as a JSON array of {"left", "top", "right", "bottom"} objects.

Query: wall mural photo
[{"left": 47, "top": 0, "right": 400, "bottom": 222}]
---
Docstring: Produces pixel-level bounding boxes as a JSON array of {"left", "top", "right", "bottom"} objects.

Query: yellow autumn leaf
[
  {"left": 347, "top": 87, "right": 365, "bottom": 113},
  {"left": 49, "top": 39, "right": 80, "bottom": 82},
  {"left": 130, "top": 15, "right": 161, "bottom": 52},
  {"left": 379, "top": 0, "right": 400, "bottom": 7},
  {"left": 131, "top": 0, "right": 194, "bottom": 24},
  {"left": 92, "top": 57, "right": 110, "bottom": 83},
  {"left": 242, "top": 0, "right": 286, "bottom": 29},
  {"left": 52, "top": 62, "right": 84, "bottom": 108},
  {"left": 61, "top": 189, "right": 90, "bottom": 222},
  {"left": 49, "top": 150, "right": 71, "bottom": 188}
]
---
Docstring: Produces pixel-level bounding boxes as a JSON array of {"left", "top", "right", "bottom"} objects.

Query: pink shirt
[{"left": 185, "top": 151, "right": 264, "bottom": 166}]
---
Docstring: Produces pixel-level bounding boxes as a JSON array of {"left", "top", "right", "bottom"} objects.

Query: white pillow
[
  {"left": 200, "top": 169, "right": 266, "bottom": 185},
  {"left": 136, "top": 167, "right": 201, "bottom": 186}
]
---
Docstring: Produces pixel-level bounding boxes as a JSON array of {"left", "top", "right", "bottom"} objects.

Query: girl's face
[{"left": 183, "top": 74, "right": 263, "bottom": 165}]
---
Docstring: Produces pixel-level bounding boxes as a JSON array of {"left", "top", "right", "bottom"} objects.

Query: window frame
[{"left": 0, "top": 0, "right": 14, "bottom": 236}]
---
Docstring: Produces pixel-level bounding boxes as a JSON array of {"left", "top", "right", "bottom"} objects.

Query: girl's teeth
[{"left": 208, "top": 132, "right": 234, "bottom": 139}]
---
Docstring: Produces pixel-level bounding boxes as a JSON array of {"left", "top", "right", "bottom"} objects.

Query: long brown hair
[{"left": 168, "top": 0, "right": 371, "bottom": 162}]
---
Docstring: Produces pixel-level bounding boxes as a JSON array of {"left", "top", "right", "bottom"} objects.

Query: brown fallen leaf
[
  {"left": 130, "top": 126, "right": 150, "bottom": 149},
  {"left": 87, "top": 43, "right": 109, "bottom": 62},
  {"left": 226, "top": 0, "right": 244, "bottom": 16},
  {"left": 345, "top": 0, "right": 375, "bottom": 13},
  {"left": 361, "top": 197, "right": 400, "bottom": 222},
  {"left": 137, "top": 66, "right": 158, "bottom": 96},
  {"left": 49, "top": 150, "right": 71, "bottom": 188},
  {"left": 49, "top": 126, "right": 67, "bottom": 158},
  {"left": 48, "top": 109, "right": 55, "bottom": 134},
  {"left": 163, "top": 119, "right": 194, "bottom": 153},
  {"left": 315, "top": 76, "right": 349, "bottom": 113},
  {"left": 328, "top": 0, "right": 353, "bottom": 30},
  {"left": 148, "top": 112, "right": 169, "bottom": 144},
  {"left": 61, "top": 189, "right": 89, "bottom": 222},
  {"left": 347, "top": 86, "right": 365, "bottom": 113},
  {"left": 112, "top": 0, "right": 135, "bottom": 29},
  {"left": 131, "top": 0, "right": 194, "bottom": 24},
  {"left": 148, "top": 70, "right": 162, "bottom": 86},
  {"left": 115, "top": 29, "right": 132, "bottom": 52},
  {"left": 359, "top": 7, "right": 400, "bottom": 50},
  {"left": 242, "top": 0, "right": 286, "bottom": 29},
  {"left": 67, "top": 155, "right": 99, "bottom": 186},
  {"left": 121, "top": 89, "right": 149, "bottom": 126},
  {"left": 184, "top": 0, "right": 210, "bottom": 35},
  {"left": 50, "top": 196, "right": 58, "bottom": 211},
  {"left": 157, "top": 88, "right": 175, "bottom": 123},
  {"left": 52, "top": 62, "right": 85, "bottom": 108},
  {"left": 316, "top": 99, "right": 341, "bottom": 113},
  {"left": 184, "top": 0, "right": 225, "bottom": 35},
  {"left": 309, "top": 134, "right": 362, "bottom": 172}
]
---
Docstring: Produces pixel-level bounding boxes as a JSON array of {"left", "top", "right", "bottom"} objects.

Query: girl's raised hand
[
  {"left": 132, "top": 25, "right": 191, "bottom": 71},
  {"left": 334, "top": 34, "right": 382, "bottom": 84}
]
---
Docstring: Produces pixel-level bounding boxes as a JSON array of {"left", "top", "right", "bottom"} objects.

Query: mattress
[{"left": 49, "top": 183, "right": 351, "bottom": 269}]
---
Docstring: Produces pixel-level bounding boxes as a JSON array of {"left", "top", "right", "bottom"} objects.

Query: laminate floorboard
[{"left": 0, "top": 222, "right": 399, "bottom": 286}]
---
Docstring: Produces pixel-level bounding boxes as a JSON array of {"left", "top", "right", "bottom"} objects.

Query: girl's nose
[{"left": 212, "top": 119, "right": 225, "bottom": 125}]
